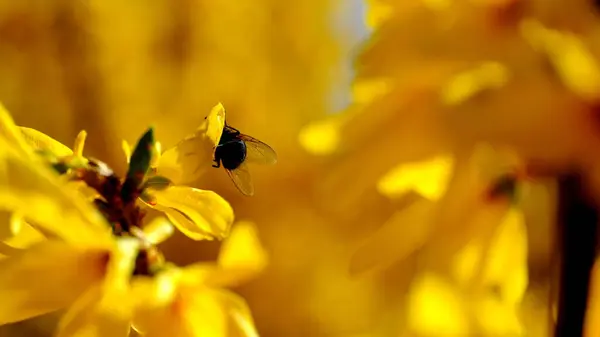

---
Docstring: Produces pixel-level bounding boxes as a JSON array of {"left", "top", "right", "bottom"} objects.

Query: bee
[{"left": 212, "top": 123, "right": 277, "bottom": 196}]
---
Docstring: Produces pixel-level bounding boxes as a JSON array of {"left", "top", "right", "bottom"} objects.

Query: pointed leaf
[
  {"left": 143, "top": 176, "right": 173, "bottom": 191},
  {"left": 125, "top": 128, "right": 155, "bottom": 189}
]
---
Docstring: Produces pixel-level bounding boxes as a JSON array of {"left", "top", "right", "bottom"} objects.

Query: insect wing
[
  {"left": 239, "top": 134, "right": 277, "bottom": 165},
  {"left": 226, "top": 161, "right": 255, "bottom": 196}
]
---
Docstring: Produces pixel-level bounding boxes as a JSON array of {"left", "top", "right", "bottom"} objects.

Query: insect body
[
  {"left": 212, "top": 123, "right": 277, "bottom": 196},
  {"left": 214, "top": 125, "right": 246, "bottom": 170}
]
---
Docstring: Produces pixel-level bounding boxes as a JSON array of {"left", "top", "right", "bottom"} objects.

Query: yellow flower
[
  {"left": 0, "top": 118, "right": 264, "bottom": 336},
  {"left": 122, "top": 103, "right": 234, "bottom": 240},
  {"left": 0, "top": 120, "right": 128, "bottom": 328},
  {"left": 131, "top": 221, "right": 267, "bottom": 337},
  {"left": 0, "top": 106, "right": 110, "bottom": 247},
  {"left": 0, "top": 215, "right": 174, "bottom": 336},
  {"left": 0, "top": 100, "right": 267, "bottom": 336},
  {"left": 407, "top": 205, "right": 527, "bottom": 336},
  {"left": 4, "top": 101, "right": 233, "bottom": 242}
]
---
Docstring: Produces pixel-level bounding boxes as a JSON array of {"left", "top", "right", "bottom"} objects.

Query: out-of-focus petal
[
  {"left": 365, "top": 0, "right": 394, "bottom": 28},
  {"left": 352, "top": 79, "right": 392, "bottom": 105},
  {"left": 521, "top": 20, "right": 600, "bottom": 102},
  {"left": 150, "top": 141, "right": 162, "bottom": 169},
  {"left": 0, "top": 241, "right": 109, "bottom": 324},
  {"left": 0, "top": 210, "right": 16, "bottom": 241},
  {"left": 0, "top": 103, "right": 35, "bottom": 157},
  {"left": 377, "top": 155, "right": 453, "bottom": 200},
  {"left": 298, "top": 116, "right": 344, "bottom": 156},
  {"left": 55, "top": 238, "right": 139, "bottom": 337},
  {"left": 216, "top": 290, "right": 258, "bottom": 337},
  {"left": 473, "top": 295, "right": 523, "bottom": 336},
  {"left": 482, "top": 207, "right": 528, "bottom": 304},
  {"left": 0, "top": 213, "right": 45, "bottom": 251},
  {"left": 0, "top": 141, "right": 113, "bottom": 245},
  {"left": 440, "top": 62, "right": 510, "bottom": 106},
  {"left": 350, "top": 199, "right": 434, "bottom": 275},
  {"left": 122, "top": 140, "right": 132, "bottom": 164},
  {"left": 19, "top": 127, "right": 73, "bottom": 158},
  {"left": 142, "top": 217, "right": 175, "bottom": 245},
  {"left": 213, "top": 221, "right": 268, "bottom": 287},
  {"left": 406, "top": 272, "right": 470, "bottom": 336},
  {"left": 155, "top": 223, "right": 267, "bottom": 290},
  {"left": 134, "top": 284, "right": 227, "bottom": 337},
  {"left": 147, "top": 186, "right": 234, "bottom": 241}
]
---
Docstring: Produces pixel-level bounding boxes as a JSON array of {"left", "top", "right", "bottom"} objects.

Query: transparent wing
[
  {"left": 239, "top": 134, "right": 277, "bottom": 165},
  {"left": 225, "top": 162, "right": 254, "bottom": 196}
]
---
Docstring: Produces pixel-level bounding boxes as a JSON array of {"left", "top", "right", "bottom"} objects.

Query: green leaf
[
  {"left": 143, "top": 176, "right": 173, "bottom": 191},
  {"left": 125, "top": 128, "right": 155, "bottom": 190}
]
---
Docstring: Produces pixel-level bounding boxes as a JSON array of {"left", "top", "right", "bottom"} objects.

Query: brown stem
[{"left": 555, "top": 174, "right": 598, "bottom": 337}]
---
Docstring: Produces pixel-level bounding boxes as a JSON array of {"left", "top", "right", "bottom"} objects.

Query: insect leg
[{"left": 229, "top": 126, "right": 241, "bottom": 136}]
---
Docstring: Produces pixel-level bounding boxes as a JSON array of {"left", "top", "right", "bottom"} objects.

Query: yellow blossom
[
  {"left": 406, "top": 204, "right": 528, "bottom": 336},
  {"left": 121, "top": 104, "right": 234, "bottom": 240},
  {"left": 132, "top": 221, "right": 267, "bottom": 337},
  {"left": 5, "top": 102, "right": 234, "bottom": 242}
]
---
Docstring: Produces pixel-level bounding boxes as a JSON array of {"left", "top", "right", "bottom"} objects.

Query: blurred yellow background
[
  {"left": 0, "top": 1, "right": 379, "bottom": 336},
  {"left": 0, "top": 0, "right": 573, "bottom": 336}
]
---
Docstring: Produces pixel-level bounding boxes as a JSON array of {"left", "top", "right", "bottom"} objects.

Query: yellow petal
[
  {"left": 55, "top": 239, "right": 139, "bottom": 337},
  {"left": 473, "top": 295, "right": 524, "bottom": 336},
  {"left": 72, "top": 130, "right": 87, "bottom": 158},
  {"left": 450, "top": 239, "right": 484, "bottom": 287},
  {"left": 217, "top": 291, "right": 259, "bottom": 337},
  {"left": 298, "top": 117, "right": 343, "bottom": 156},
  {"left": 150, "top": 141, "right": 162, "bottom": 168},
  {"left": 521, "top": 20, "right": 600, "bottom": 101},
  {"left": 20, "top": 127, "right": 73, "bottom": 158},
  {"left": 135, "top": 286, "right": 227, "bottom": 337},
  {"left": 482, "top": 207, "right": 528, "bottom": 304},
  {"left": 0, "top": 103, "right": 35, "bottom": 156},
  {"left": 350, "top": 199, "right": 434, "bottom": 275},
  {"left": 55, "top": 285, "right": 131, "bottom": 337},
  {"left": 0, "top": 209, "right": 17, "bottom": 241},
  {"left": 158, "top": 136, "right": 212, "bottom": 185},
  {"left": 205, "top": 103, "right": 226, "bottom": 150},
  {"left": 184, "top": 289, "right": 228, "bottom": 337},
  {"left": 1, "top": 214, "right": 46, "bottom": 250},
  {"left": 441, "top": 62, "right": 510, "bottom": 106},
  {"left": 365, "top": 1, "right": 394, "bottom": 29},
  {"left": 0, "top": 241, "right": 109, "bottom": 324},
  {"left": 352, "top": 78, "right": 392, "bottom": 105},
  {"left": 407, "top": 272, "right": 470, "bottom": 336},
  {"left": 121, "top": 140, "right": 132, "bottom": 164},
  {"left": 0, "top": 141, "right": 112, "bottom": 245},
  {"left": 131, "top": 270, "right": 180, "bottom": 312},
  {"left": 377, "top": 155, "right": 453, "bottom": 200},
  {"left": 157, "top": 103, "right": 225, "bottom": 185},
  {"left": 148, "top": 186, "right": 234, "bottom": 241},
  {"left": 142, "top": 217, "right": 175, "bottom": 245},
  {"left": 213, "top": 221, "right": 268, "bottom": 287}
]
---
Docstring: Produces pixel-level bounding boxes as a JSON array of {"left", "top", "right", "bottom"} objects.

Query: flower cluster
[
  {"left": 298, "top": 1, "right": 600, "bottom": 335},
  {"left": 0, "top": 102, "right": 267, "bottom": 337}
]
